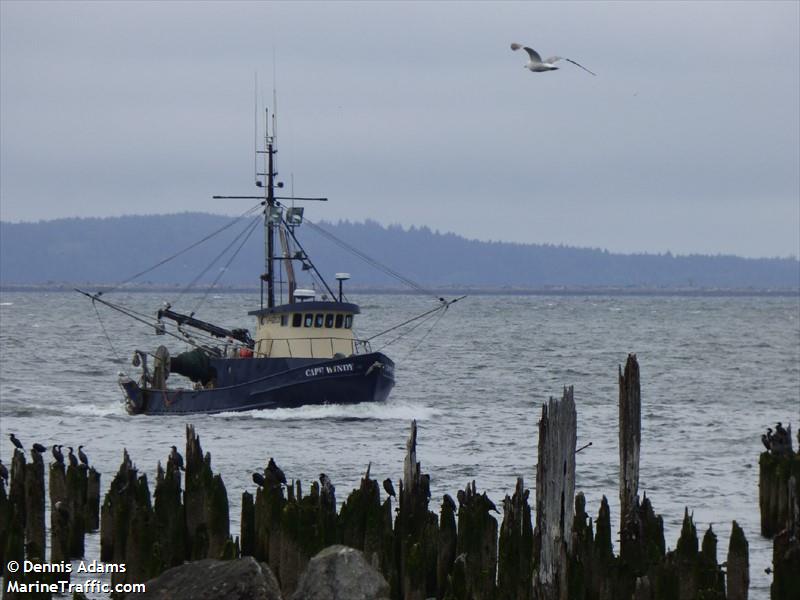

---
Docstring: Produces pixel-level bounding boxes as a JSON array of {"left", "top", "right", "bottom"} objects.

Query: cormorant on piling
[
  {"left": 170, "top": 446, "right": 184, "bottom": 470},
  {"left": 67, "top": 447, "right": 79, "bottom": 468},
  {"left": 319, "top": 473, "right": 332, "bottom": 488},
  {"left": 383, "top": 478, "right": 396, "bottom": 498},
  {"left": 78, "top": 446, "right": 89, "bottom": 466},
  {"left": 482, "top": 492, "right": 499, "bottom": 513},
  {"left": 443, "top": 493, "right": 456, "bottom": 512},
  {"left": 456, "top": 489, "right": 466, "bottom": 505},
  {"left": 252, "top": 472, "right": 266, "bottom": 487},
  {"left": 9, "top": 433, "right": 23, "bottom": 450},
  {"left": 0, "top": 461, "right": 8, "bottom": 481},
  {"left": 776, "top": 422, "right": 786, "bottom": 437},
  {"left": 762, "top": 432, "right": 772, "bottom": 451},
  {"left": 52, "top": 445, "right": 64, "bottom": 465},
  {"left": 32, "top": 442, "right": 46, "bottom": 454},
  {"left": 267, "top": 458, "right": 286, "bottom": 484}
]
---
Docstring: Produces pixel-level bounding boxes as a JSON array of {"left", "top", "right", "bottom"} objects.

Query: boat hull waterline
[{"left": 120, "top": 352, "right": 395, "bottom": 415}]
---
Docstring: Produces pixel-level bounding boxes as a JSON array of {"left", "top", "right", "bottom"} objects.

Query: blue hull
[{"left": 120, "top": 352, "right": 395, "bottom": 415}]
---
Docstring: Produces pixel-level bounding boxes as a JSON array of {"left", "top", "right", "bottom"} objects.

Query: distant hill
[{"left": 1, "top": 213, "right": 798, "bottom": 290}]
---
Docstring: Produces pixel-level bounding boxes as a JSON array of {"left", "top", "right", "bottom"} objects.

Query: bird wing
[{"left": 511, "top": 43, "right": 543, "bottom": 64}]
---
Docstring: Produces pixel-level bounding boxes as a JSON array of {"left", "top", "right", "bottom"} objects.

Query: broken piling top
[{"left": 533, "top": 385, "right": 577, "bottom": 594}]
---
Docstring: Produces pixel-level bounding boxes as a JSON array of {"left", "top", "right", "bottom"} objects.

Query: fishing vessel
[{"left": 78, "top": 108, "right": 439, "bottom": 415}]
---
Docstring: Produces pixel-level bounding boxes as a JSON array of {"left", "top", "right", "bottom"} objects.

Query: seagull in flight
[{"left": 511, "top": 43, "right": 596, "bottom": 76}]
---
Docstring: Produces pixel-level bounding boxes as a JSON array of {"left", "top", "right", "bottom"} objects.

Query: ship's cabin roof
[{"left": 248, "top": 301, "right": 360, "bottom": 317}]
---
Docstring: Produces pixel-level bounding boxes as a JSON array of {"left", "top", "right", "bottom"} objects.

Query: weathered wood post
[
  {"left": 3, "top": 450, "right": 26, "bottom": 585},
  {"left": 770, "top": 473, "right": 800, "bottom": 600},
  {"left": 24, "top": 449, "right": 46, "bottom": 561},
  {"left": 396, "top": 420, "right": 439, "bottom": 600},
  {"left": 153, "top": 457, "right": 186, "bottom": 568},
  {"left": 725, "top": 521, "right": 748, "bottom": 600},
  {"left": 85, "top": 466, "right": 101, "bottom": 532},
  {"left": 0, "top": 467, "right": 9, "bottom": 571},
  {"left": 184, "top": 425, "right": 230, "bottom": 559},
  {"left": 619, "top": 353, "right": 641, "bottom": 565},
  {"left": 759, "top": 425, "right": 798, "bottom": 538},
  {"left": 497, "top": 477, "right": 533, "bottom": 600},
  {"left": 240, "top": 490, "right": 255, "bottom": 557},
  {"left": 66, "top": 462, "right": 87, "bottom": 558},
  {"left": 452, "top": 481, "right": 498, "bottom": 600},
  {"left": 338, "top": 464, "right": 393, "bottom": 572},
  {"left": 48, "top": 460, "right": 68, "bottom": 564},
  {"left": 437, "top": 493, "right": 457, "bottom": 599},
  {"left": 532, "top": 386, "right": 576, "bottom": 600}
]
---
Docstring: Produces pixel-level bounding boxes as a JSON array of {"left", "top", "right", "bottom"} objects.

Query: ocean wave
[{"left": 212, "top": 401, "right": 442, "bottom": 422}]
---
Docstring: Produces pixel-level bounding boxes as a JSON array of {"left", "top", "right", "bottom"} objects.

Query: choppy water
[{"left": 1, "top": 291, "right": 798, "bottom": 598}]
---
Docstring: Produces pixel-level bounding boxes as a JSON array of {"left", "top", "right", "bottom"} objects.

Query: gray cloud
[{"left": 1, "top": 1, "right": 798, "bottom": 257}]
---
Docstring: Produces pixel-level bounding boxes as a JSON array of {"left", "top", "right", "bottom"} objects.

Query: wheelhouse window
[
  {"left": 304, "top": 313, "right": 314, "bottom": 327},
  {"left": 292, "top": 313, "right": 302, "bottom": 327},
  {"left": 344, "top": 315, "right": 353, "bottom": 329},
  {"left": 325, "top": 314, "right": 334, "bottom": 328},
  {"left": 335, "top": 314, "right": 344, "bottom": 328},
  {"left": 280, "top": 315, "right": 288, "bottom": 326},
  {"left": 314, "top": 314, "right": 324, "bottom": 328}
]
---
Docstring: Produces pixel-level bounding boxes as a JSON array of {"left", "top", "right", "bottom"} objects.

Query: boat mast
[{"left": 265, "top": 111, "right": 276, "bottom": 308}]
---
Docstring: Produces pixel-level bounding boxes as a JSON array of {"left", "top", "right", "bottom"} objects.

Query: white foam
[
  {"left": 0, "top": 302, "right": 13, "bottom": 306},
  {"left": 213, "top": 401, "right": 442, "bottom": 422}
]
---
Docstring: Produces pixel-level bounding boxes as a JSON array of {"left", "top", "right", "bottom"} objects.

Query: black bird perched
[
  {"left": 456, "top": 489, "right": 466, "bottom": 506},
  {"left": 319, "top": 473, "right": 332, "bottom": 488},
  {"left": 761, "top": 427, "right": 772, "bottom": 450},
  {"left": 52, "top": 445, "right": 64, "bottom": 465},
  {"left": 9, "top": 433, "right": 23, "bottom": 450},
  {"left": 78, "top": 446, "right": 89, "bottom": 466},
  {"left": 442, "top": 493, "right": 456, "bottom": 512},
  {"left": 170, "top": 446, "right": 184, "bottom": 471},
  {"left": 32, "top": 443, "right": 46, "bottom": 454},
  {"left": 383, "top": 478, "right": 396, "bottom": 498},
  {"left": 0, "top": 460, "right": 8, "bottom": 481},
  {"left": 252, "top": 472, "right": 266, "bottom": 487},
  {"left": 67, "top": 447, "right": 79, "bottom": 468},
  {"left": 267, "top": 458, "right": 286, "bottom": 485},
  {"left": 482, "top": 492, "right": 499, "bottom": 513}
]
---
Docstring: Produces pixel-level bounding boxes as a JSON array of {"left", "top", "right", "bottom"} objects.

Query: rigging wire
[
  {"left": 91, "top": 297, "right": 126, "bottom": 369},
  {"left": 102, "top": 203, "right": 263, "bottom": 294},
  {"left": 188, "top": 215, "right": 262, "bottom": 315},
  {"left": 174, "top": 214, "right": 262, "bottom": 306},
  {"left": 301, "top": 218, "right": 441, "bottom": 301}
]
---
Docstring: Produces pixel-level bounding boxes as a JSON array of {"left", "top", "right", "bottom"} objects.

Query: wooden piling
[
  {"left": 184, "top": 425, "right": 230, "bottom": 559},
  {"left": 532, "top": 386, "right": 577, "bottom": 600},
  {"left": 770, "top": 473, "right": 800, "bottom": 600},
  {"left": 437, "top": 494, "right": 457, "bottom": 600},
  {"left": 3, "top": 450, "right": 26, "bottom": 583},
  {"left": 497, "top": 477, "right": 533, "bottom": 600},
  {"left": 49, "top": 461, "right": 69, "bottom": 563},
  {"left": 24, "top": 450, "right": 46, "bottom": 560},
  {"left": 85, "top": 467, "right": 101, "bottom": 532},
  {"left": 725, "top": 521, "right": 748, "bottom": 600},
  {"left": 453, "top": 481, "right": 498, "bottom": 600},
  {"left": 396, "top": 420, "right": 439, "bottom": 600},
  {"left": 619, "top": 353, "right": 642, "bottom": 564},
  {"left": 153, "top": 459, "right": 186, "bottom": 568},
  {"left": 240, "top": 490, "right": 255, "bottom": 557},
  {"left": 66, "top": 462, "right": 87, "bottom": 558}
]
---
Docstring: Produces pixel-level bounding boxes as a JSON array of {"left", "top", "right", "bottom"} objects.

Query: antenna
[{"left": 254, "top": 72, "right": 258, "bottom": 186}]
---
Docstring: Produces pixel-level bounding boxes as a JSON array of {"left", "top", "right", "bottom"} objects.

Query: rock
[
  {"left": 129, "top": 557, "right": 282, "bottom": 600},
  {"left": 291, "top": 545, "right": 390, "bottom": 600}
]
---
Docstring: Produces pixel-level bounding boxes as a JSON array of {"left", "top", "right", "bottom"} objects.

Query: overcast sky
[{"left": 1, "top": 1, "right": 798, "bottom": 258}]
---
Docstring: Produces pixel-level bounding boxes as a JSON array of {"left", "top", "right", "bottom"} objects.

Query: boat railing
[{"left": 254, "top": 336, "right": 373, "bottom": 359}]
